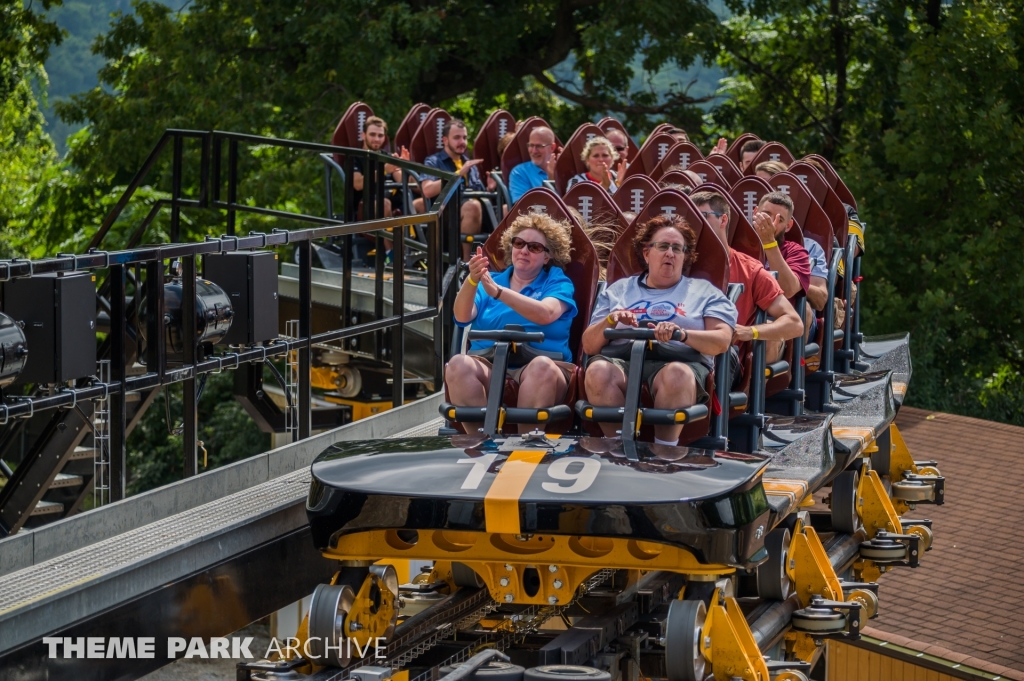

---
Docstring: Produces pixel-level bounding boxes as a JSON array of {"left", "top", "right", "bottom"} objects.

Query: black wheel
[
  {"left": 756, "top": 528, "right": 792, "bottom": 600},
  {"left": 524, "top": 667, "right": 611, "bottom": 681},
  {"left": 452, "top": 561, "right": 485, "bottom": 588},
  {"left": 791, "top": 604, "right": 847, "bottom": 634},
  {"left": 859, "top": 537, "right": 907, "bottom": 562},
  {"left": 307, "top": 582, "right": 356, "bottom": 666},
  {"left": 664, "top": 599, "right": 708, "bottom": 681},
  {"left": 831, "top": 470, "right": 860, "bottom": 534},
  {"left": 440, "top": 661, "right": 525, "bottom": 681}
]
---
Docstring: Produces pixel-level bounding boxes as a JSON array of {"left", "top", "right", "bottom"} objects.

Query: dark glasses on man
[
  {"left": 644, "top": 241, "right": 688, "bottom": 254},
  {"left": 511, "top": 237, "right": 549, "bottom": 254}
]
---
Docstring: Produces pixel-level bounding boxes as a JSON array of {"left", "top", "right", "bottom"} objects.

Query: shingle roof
[{"left": 863, "top": 406, "right": 1024, "bottom": 677}]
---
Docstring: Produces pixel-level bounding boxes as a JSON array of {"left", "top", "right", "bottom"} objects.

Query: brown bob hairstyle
[{"left": 632, "top": 214, "right": 698, "bottom": 274}]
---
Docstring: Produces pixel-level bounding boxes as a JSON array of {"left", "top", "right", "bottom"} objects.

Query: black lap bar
[
  {"left": 440, "top": 403, "right": 572, "bottom": 424},
  {"left": 603, "top": 328, "right": 682, "bottom": 341},
  {"left": 467, "top": 329, "right": 545, "bottom": 343},
  {"left": 765, "top": 360, "right": 790, "bottom": 378},
  {"left": 640, "top": 405, "right": 709, "bottom": 425}
]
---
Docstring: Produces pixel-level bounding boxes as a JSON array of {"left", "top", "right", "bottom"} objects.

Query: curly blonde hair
[
  {"left": 500, "top": 213, "right": 574, "bottom": 268},
  {"left": 580, "top": 136, "right": 619, "bottom": 164}
]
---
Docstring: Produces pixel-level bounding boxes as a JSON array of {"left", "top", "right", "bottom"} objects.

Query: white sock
[{"left": 654, "top": 437, "right": 678, "bottom": 446}]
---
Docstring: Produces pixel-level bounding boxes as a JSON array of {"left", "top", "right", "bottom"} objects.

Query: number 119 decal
[{"left": 458, "top": 454, "right": 600, "bottom": 495}]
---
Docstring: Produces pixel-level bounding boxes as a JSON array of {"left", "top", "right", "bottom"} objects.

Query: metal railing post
[
  {"left": 227, "top": 138, "right": 239, "bottom": 236},
  {"left": 109, "top": 264, "right": 128, "bottom": 501},
  {"left": 392, "top": 206, "right": 405, "bottom": 410},
  {"left": 171, "top": 134, "right": 183, "bottom": 242},
  {"left": 182, "top": 256, "right": 198, "bottom": 477},
  {"left": 146, "top": 260, "right": 165, "bottom": 383},
  {"left": 297, "top": 241, "right": 313, "bottom": 439}
]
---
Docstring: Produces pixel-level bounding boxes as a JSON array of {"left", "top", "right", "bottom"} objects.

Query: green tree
[
  {"left": 846, "top": 2, "right": 1024, "bottom": 424},
  {"left": 713, "top": 0, "right": 1024, "bottom": 424},
  {"left": 127, "top": 370, "right": 269, "bottom": 495},
  {"left": 0, "top": 0, "right": 63, "bottom": 257}
]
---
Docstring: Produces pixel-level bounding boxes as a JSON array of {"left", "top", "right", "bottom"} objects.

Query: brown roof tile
[{"left": 868, "top": 406, "right": 1024, "bottom": 673}]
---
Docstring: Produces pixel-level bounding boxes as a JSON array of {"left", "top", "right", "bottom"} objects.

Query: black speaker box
[
  {"left": 204, "top": 251, "right": 279, "bottom": 345},
  {"left": 2, "top": 273, "right": 96, "bottom": 385}
]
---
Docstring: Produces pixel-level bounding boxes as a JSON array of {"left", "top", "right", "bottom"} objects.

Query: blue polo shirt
[
  {"left": 457, "top": 266, "right": 577, "bottom": 361},
  {"left": 421, "top": 151, "right": 485, "bottom": 191},
  {"left": 508, "top": 161, "right": 549, "bottom": 203}
]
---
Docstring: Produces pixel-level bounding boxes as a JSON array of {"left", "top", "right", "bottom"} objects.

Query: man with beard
[
  {"left": 351, "top": 116, "right": 408, "bottom": 218},
  {"left": 415, "top": 118, "right": 486, "bottom": 260}
]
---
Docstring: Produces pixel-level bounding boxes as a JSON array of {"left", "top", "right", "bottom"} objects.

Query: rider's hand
[
  {"left": 467, "top": 246, "right": 489, "bottom": 284},
  {"left": 479, "top": 270, "right": 501, "bottom": 299},
  {"left": 733, "top": 325, "right": 755, "bottom": 342},
  {"left": 459, "top": 158, "right": 484, "bottom": 177},
  {"left": 753, "top": 211, "right": 783, "bottom": 246},
  {"left": 607, "top": 310, "right": 639, "bottom": 327},
  {"left": 648, "top": 321, "right": 681, "bottom": 343},
  {"left": 710, "top": 138, "right": 728, "bottom": 155}
]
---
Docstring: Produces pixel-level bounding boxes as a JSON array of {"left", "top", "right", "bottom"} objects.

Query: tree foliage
[
  {"left": 715, "top": 0, "right": 1024, "bottom": 423},
  {"left": 1, "top": 0, "right": 1022, "bottom": 443},
  {"left": 0, "top": 0, "right": 63, "bottom": 257}
]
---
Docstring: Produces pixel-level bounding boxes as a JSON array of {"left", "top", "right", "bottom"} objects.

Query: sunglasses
[
  {"left": 613, "top": 146, "right": 626, "bottom": 152},
  {"left": 511, "top": 236, "right": 550, "bottom": 254},
  {"left": 644, "top": 241, "right": 688, "bottom": 254},
  {"left": 700, "top": 211, "right": 724, "bottom": 219}
]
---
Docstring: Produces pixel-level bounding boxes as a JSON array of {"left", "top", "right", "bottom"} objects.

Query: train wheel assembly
[
  {"left": 665, "top": 599, "right": 708, "bottom": 681},
  {"left": 830, "top": 471, "right": 861, "bottom": 534},
  {"left": 756, "top": 528, "right": 793, "bottom": 601}
]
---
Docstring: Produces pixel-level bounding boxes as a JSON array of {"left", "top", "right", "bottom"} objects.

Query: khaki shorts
[
  {"left": 587, "top": 356, "right": 711, "bottom": 404},
  {"left": 467, "top": 355, "right": 574, "bottom": 393}
]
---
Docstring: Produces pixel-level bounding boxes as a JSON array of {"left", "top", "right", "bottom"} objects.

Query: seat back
[
  {"left": 597, "top": 116, "right": 640, "bottom": 159},
  {"left": 483, "top": 188, "right": 599, "bottom": 362},
  {"left": 727, "top": 133, "right": 761, "bottom": 166},
  {"left": 563, "top": 182, "right": 630, "bottom": 235},
  {"left": 473, "top": 109, "right": 517, "bottom": 173},
  {"left": 499, "top": 116, "right": 561, "bottom": 182},
  {"left": 393, "top": 103, "right": 431, "bottom": 153},
  {"left": 555, "top": 123, "right": 606, "bottom": 194},
  {"left": 612, "top": 175, "right": 660, "bottom": 216},
  {"left": 409, "top": 108, "right": 452, "bottom": 163},
  {"left": 622, "top": 132, "right": 678, "bottom": 179},
  {"left": 692, "top": 182, "right": 763, "bottom": 263},
  {"left": 787, "top": 161, "right": 850, "bottom": 248},
  {"left": 769, "top": 172, "right": 833, "bottom": 263},
  {"left": 330, "top": 102, "right": 379, "bottom": 165},
  {"left": 607, "top": 189, "right": 730, "bottom": 293},
  {"left": 745, "top": 142, "right": 796, "bottom": 174},
  {"left": 802, "top": 154, "right": 857, "bottom": 211},
  {"left": 658, "top": 171, "right": 698, "bottom": 191},
  {"left": 729, "top": 176, "right": 774, "bottom": 225},
  {"left": 703, "top": 154, "right": 744, "bottom": 187},
  {"left": 685, "top": 160, "right": 729, "bottom": 188},
  {"left": 651, "top": 141, "right": 705, "bottom": 180}
]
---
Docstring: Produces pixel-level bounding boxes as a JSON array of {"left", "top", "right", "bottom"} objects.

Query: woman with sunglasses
[
  {"left": 447, "top": 213, "right": 578, "bottom": 430},
  {"left": 566, "top": 137, "right": 619, "bottom": 194},
  {"left": 582, "top": 214, "right": 736, "bottom": 444}
]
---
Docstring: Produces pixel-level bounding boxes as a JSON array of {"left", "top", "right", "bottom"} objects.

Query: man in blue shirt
[
  {"left": 415, "top": 119, "right": 487, "bottom": 260},
  {"left": 508, "top": 127, "right": 558, "bottom": 204}
]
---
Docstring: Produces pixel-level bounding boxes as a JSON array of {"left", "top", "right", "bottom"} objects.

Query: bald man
[{"left": 508, "top": 127, "right": 558, "bottom": 203}]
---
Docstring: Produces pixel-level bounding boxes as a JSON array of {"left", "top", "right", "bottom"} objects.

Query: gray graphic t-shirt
[{"left": 590, "top": 274, "right": 738, "bottom": 368}]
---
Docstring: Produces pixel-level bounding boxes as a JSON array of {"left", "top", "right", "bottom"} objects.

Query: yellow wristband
[
  {"left": 762, "top": 241, "right": 779, "bottom": 250},
  {"left": 752, "top": 326, "right": 759, "bottom": 340},
  {"left": 606, "top": 314, "right": 616, "bottom": 326},
  {"left": 468, "top": 276, "right": 479, "bottom": 286}
]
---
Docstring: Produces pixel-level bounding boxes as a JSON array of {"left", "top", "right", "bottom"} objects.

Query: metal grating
[{"left": 0, "top": 412, "right": 444, "bottom": 617}]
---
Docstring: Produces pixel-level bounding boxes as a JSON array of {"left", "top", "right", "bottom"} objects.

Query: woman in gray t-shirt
[{"left": 581, "top": 215, "right": 737, "bottom": 445}]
